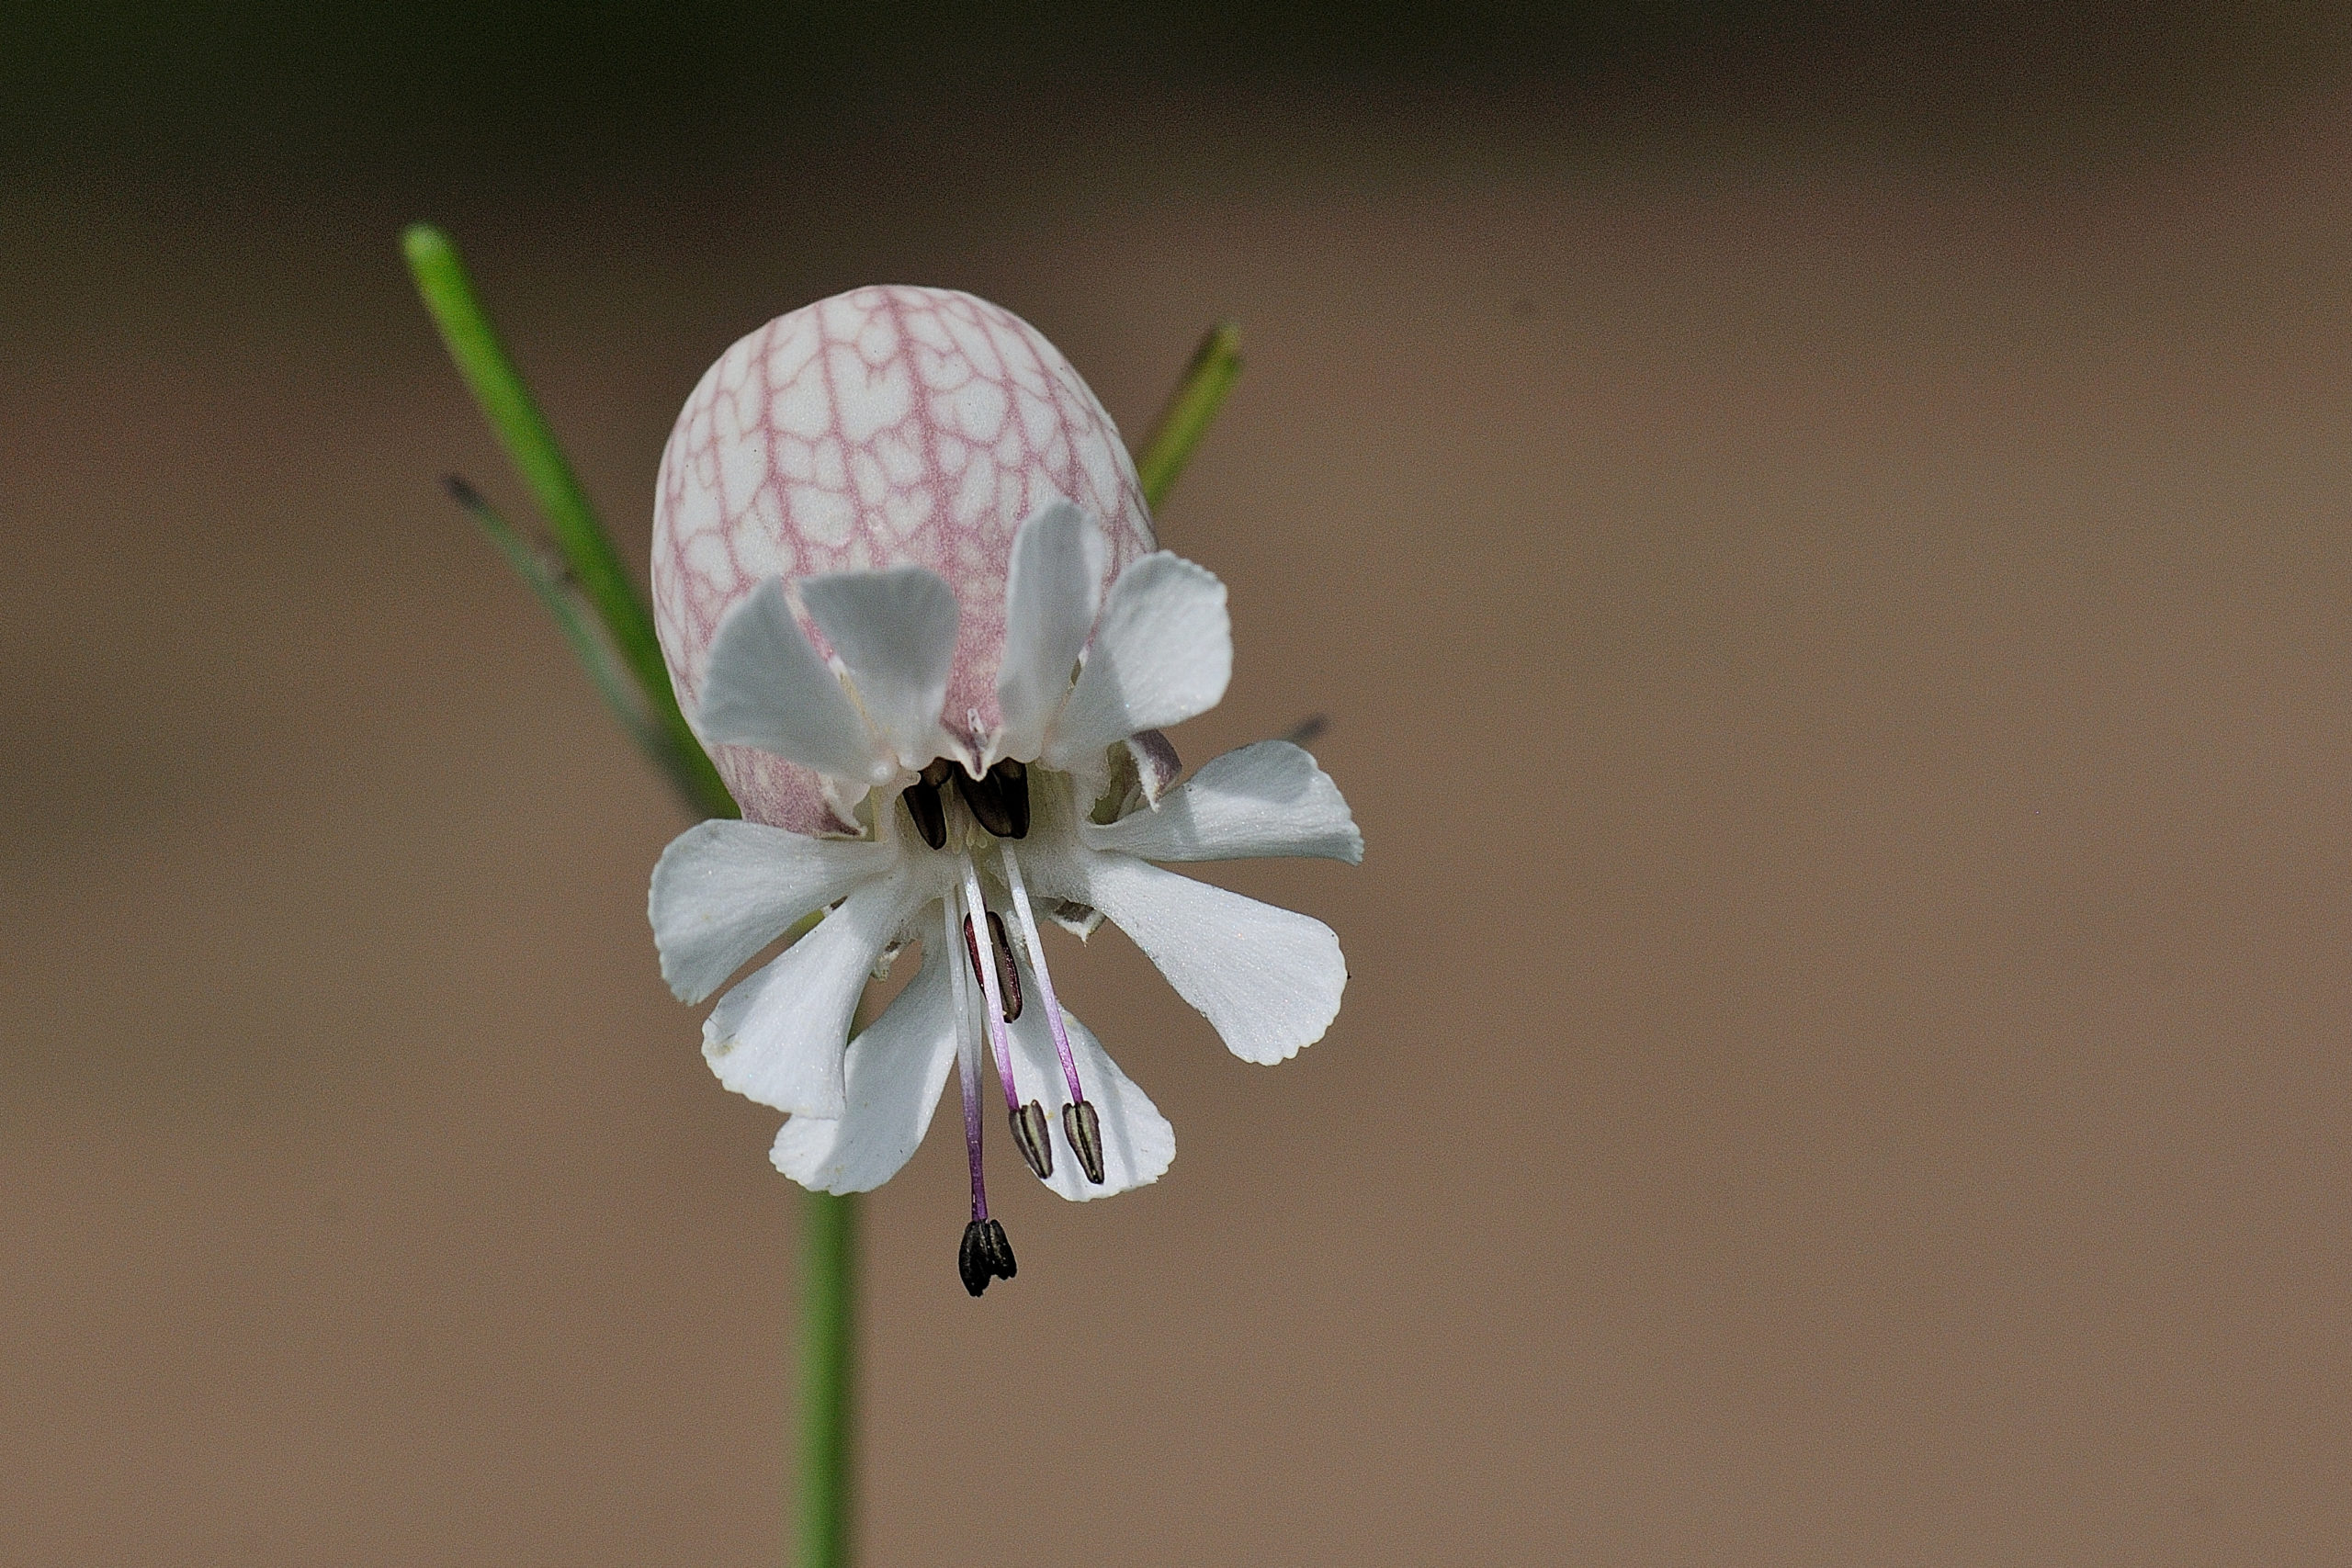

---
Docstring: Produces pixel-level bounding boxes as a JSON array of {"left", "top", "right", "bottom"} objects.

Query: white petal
[
  {"left": 1044, "top": 553, "right": 1231, "bottom": 768},
  {"left": 699, "top": 577, "right": 890, "bottom": 785},
  {"left": 701, "top": 874, "right": 921, "bottom": 1117},
  {"left": 650, "top": 821, "right": 898, "bottom": 1003},
  {"left": 1063, "top": 851, "right": 1345, "bottom": 1065},
  {"left": 1002, "top": 991, "right": 1174, "bottom": 1201},
  {"left": 993, "top": 500, "right": 1106, "bottom": 763},
  {"left": 799, "top": 566, "right": 959, "bottom": 767},
  {"left": 769, "top": 942, "right": 958, "bottom": 1193},
  {"left": 1083, "top": 740, "right": 1363, "bottom": 866}
]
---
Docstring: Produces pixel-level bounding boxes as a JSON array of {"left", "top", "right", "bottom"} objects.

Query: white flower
[{"left": 649, "top": 502, "right": 1360, "bottom": 1293}]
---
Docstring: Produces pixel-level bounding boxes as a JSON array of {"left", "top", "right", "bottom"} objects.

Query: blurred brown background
[{"left": 6, "top": 6, "right": 2352, "bottom": 1563}]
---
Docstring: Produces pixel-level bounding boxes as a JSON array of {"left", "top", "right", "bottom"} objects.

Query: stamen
[
  {"left": 902, "top": 760, "right": 954, "bottom": 850},
  {"left": 945, "top": 900, "right": 989, "bottom": 1224},
  {"left": 956, "top": 917, "right": 982, "bottom": 1010},
  {"left": 961, "top": 916, "right": 1044, "bottom": 1179},
  {"left": 946, "top": 897, "right": 1016, "bottom": 1296},
  {"left": 987, "top": 912, "right": 1022, "bottom": 1019},
  {"left": 959, "top": 913, "right": 1023, "bottom": 1021},
  {"left": 961, "top": 861, "right": 1057, "bottom": 1186},
  {"left": 996, "top": 843, "right": 1106, "bottom": 1184},
  {"left": 958, "top": 861, "right": 1027, "bottom": 1121},
  {"left": 952, "top": 758, "right": 1030, "bottom": 839}
]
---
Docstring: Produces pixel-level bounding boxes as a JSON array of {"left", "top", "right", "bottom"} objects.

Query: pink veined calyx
[{"left": 645, "top": 286, "right": 1361, "bottom": 1295}]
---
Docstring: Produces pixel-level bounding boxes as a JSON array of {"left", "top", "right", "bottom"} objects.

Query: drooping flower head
[{"left": 650, "top": 287, "right": 1360, "bottom": 1294}]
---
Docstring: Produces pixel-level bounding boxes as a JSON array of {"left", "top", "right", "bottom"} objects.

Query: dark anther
[
  {"left": 902, "top": 760, "right": 955, "bottom": 850},
  {"left": 1009, "top": 1101, "right": 1054, "bottom": 1179},
  {"left": 986, "top": 911, "right": 1022, "bottom": 1020},
  {"left": 962, "top": 913, "right": 1023, "bottom": 1021},
  {"left": 901, "top": 782, "right": 945, "bottom": 849},
  {"left": 1063, "top": 1099, "right": 1107, "bottom": 1185},
  {"left": 991, "top": 759, "right": 1029, "bottom": 836},
  {"left": 960, "top": 1218, "right": 1019, "bottom": 1295},
  {"left": 952, "top": 758, "right": 1030, "bottom": 839},
  {"left": 957, "top": 1220, "right": 992, "bottom": 1295}
]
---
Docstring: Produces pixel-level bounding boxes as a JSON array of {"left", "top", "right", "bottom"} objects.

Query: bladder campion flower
[{"left": 647, "top": 287, "right": 1360, "bottom": 1293}]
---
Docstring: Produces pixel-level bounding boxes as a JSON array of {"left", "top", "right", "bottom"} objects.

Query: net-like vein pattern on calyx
[{"left": 652, "top": 286, "right": 1157, "bottom": 831}]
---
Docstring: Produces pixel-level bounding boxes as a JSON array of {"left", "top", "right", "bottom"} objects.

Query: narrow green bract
[{"left": 1135, "top": 321, "right": 1244, "bottom": 511}]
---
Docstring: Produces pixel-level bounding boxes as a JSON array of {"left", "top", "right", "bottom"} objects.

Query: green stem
[
  {"left": 401, "top": 222, "right": 733, "bottom": 819},
  {"left": 1134, "top": 321, "right": 1244, "bottom": 512},
  {"left": 797, "top": 1190, "right": 858, "bottom": 1568}
]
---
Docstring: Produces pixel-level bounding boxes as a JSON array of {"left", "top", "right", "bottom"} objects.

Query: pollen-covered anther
[
  {"left": 953, "top": 759, "right": 1030, "bottom": 839},
  {"left": 958, "top": 1218, "right": 1018, "bottom": 1297},
  {"left": 1009, "top": 1100, "right": 1054, "bottom": 1180},
  {"left": 1063, "top": 1099, "right": 1107, "bottom": 1185}
]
